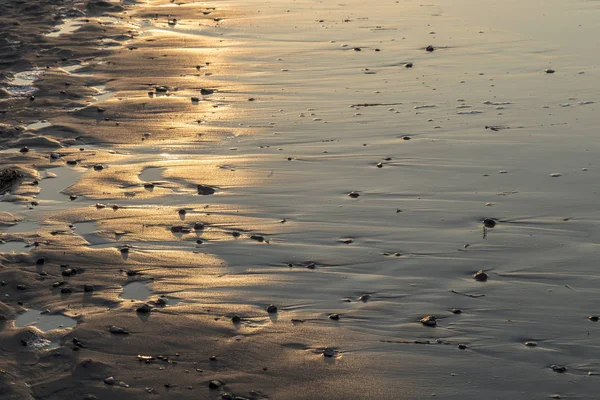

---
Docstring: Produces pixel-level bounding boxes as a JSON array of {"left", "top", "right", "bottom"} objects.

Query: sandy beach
[{"left": 2, "top": 0, "right": 600, "bottom": 398}]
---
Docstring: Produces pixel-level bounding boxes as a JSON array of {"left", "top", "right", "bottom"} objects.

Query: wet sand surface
[{"left": 2, "top": 0, "right": 600, "bottom": 399}]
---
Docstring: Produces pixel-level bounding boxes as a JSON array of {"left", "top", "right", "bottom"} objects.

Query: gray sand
[{"left": 1, "top": 0, "right": 600, "bottom": 399}]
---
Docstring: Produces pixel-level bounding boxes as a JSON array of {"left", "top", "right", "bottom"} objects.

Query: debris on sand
[
  {"left": 0, "top": 167, "right": 24, "bottom": 194},
  {"left": 109, "top": 326, "right": 129, "bottom": 335},
  {"left": 420, "top": 315, "right": 437, "bottom": 327},
  {"left": 266, "top": 304, "right": 278, "bottom": 313},
  {"left": 473, "top": 270, "right": 488, "bottom": 282}
]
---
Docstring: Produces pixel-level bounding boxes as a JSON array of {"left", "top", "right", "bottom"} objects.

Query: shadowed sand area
[{"left": 2, "top": 0, "right": 600, "bottom": 399}]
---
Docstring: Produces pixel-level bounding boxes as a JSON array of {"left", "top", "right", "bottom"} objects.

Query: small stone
[
  {"left": 376, "top": 163, "right": 383, "bottom": 168},
  {"left": 323, "top": 347, "right": 336, "bottom": 357},
  {"left": 136, "top": 304, "right": 152, "bottom": 313},
  {"left": 426, "top": 45, "right": 435, "bottom": 52},
  {"left": 524, "top": 341, "right": 537, "bottom": 347},
  {"left": 359, "top": 294, "right": 371, "bottom": 302},
  {"left": 231, "top": 315, "right": 241, "bottom": 323},
  {"left": 250, "top": 235, "right": 265, "bottom": 242},
  {"left": 209, "top": 355, "right": 217, "bottom": 361},
  {"left": 84, "top": 284, "right": 94, "bottom": 292},
  {"left": 155, "top": 86, "right": 169, "bottom": 93},
  {"left": 545, "top": 69, "right": 555, "bottom": 74},
  {"left": 473, "top": 269, "right": 488, "bottom": 282},
  {"left": 457, "top": 344, "right": 468, "bottom": 350},
  {"left": 420, "top": 315, "right": 437, "bottom": 327},
  {"left": 60, "top": 287, "right": 72, "bottom": 294},
  {"left": 109, "top": 326, "right": 128, "bottom": 335},
  {"left": 197, "top": 184, "right": 215, "bottom": 195},
  {"left": 483, "top": 218, "right": 496, "bottom": 228},
  {"left": 329, "top": 314, "right": 340, "bottom": 320},
  {"left": 19, "top": 146, "right": 29, "bottom": 153},
  {"left": 178, "top": 209, "right": 186, "bottom": 215},
  {"left": 93, "top": 164, "right": 104, "bottom": 171},
  {"left": 405, "top": 62, "right": 413, "bottom": 68},
  {"left": 200, "top": 88, "right": 214, "bottom": 96},
  {"left": 348, "top": 191, "right": 360, "bottom": 198},
  {"left": 104, "top": 376, "right": 116, "bottom": 385},
  {"left": 194, "top": 223, "right": 204, "bottom": 230},
  {"left": 266, "top": 304, "right": 278, "bottom": 313},
  {"left": 208, "top": 380, "right": 223, "bottom": 389},
  {"left": 191, "top": 97, "right": 200, "bottom": 102},
  {"left": 36, "top": 257, "right": 45, "bottom": 265},
  {"left": 97, "top": 107, "right": 105, "bottom": 113},
  {"left": 401, "top": 136, "right": 411, "bottom": 140},
  {"left": 588, "top": 316, "right": 599, "bottom": 321},
  {"left": 451, "top": 309, "right": 462, "bottom": 314},
  {"left": 551, "top": 365, "right": 567, "bottom": 373}
]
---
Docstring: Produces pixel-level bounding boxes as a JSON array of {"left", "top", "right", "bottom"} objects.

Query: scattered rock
[
  {"left": 208, "top": 380, "right": 223, "bottom": 389},
  {"left": 545, "top": 69, "right": 556, "bottom": 74},
  {"left": 323, "top": 347, "right": 336, "bottom": 357},
  {"left": 266, "top": 304, "right": 278, "bottom": 314},
  {"left": 551, "top": 365, "right": 567, "bottom": 373},
  {"left": 348, "top": 191, "right": 360, "bottom": 198},
  {"left": 426, "top": 45, "right": 435, "bottom": 52},
  {"left": 405, "top": 62, "right": 413, "bottom": 68},
  {"left": 109, "top": 326, "right": 128, "bottom": 335},
  {"left": 473, "top": 270, "right": 488, "bottom": 282},
  {"left": 457, "top": 344, "right": 468, "bottom": 350},
  {"left": 524, "top": 341, "right": 537, "bottom": 347},
  {"left": 250, "top": 235, "right": 265, "bottom": 242},
  {"left": 420, "top": 315, "right": 437, "bottom": 327},
  {"left": 231, "top": 315, "right": 241, "bottom": 323},
  {"left": 200, "top": 88, "right": 214, "bottom": 96},
  {"left": 104, "top": 376, "right": 116, "bottom": 385},
  {"left": 329, "top": 314, "right": 340, "bottom": 320},
  {"left": 483, "top": 218, "right": 496, "bottom": 228},
  {"left": 197, "top": 184, "right": 215, "bottom": 195},
  {"left": 588, "top": 316, "right": 599, "bottom": 322},
  {"left": 136, "top": 304, "right": 152, "bottom": 313},
  {"left": 84, "top": 284, "right": 94, "bottom": 292}
]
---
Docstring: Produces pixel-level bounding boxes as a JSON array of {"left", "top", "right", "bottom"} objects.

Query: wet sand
[{"left": 2, "top": 0, "right": 600, "bottom": 399}]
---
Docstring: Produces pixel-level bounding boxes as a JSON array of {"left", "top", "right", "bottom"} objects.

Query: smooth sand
[{"left": 2, "top": 0, "right": 600, "bottom": 398}]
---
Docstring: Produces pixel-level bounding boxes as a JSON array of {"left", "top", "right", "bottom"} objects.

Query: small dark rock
[
  {"left": 348, "top": 191, "right": 360, "bottom": 198},
  {"left": 473, "top": 269, "right": 488, "bottom": 282},
  {"left": 426, "top": 45, "right": 435, "bottom": 52},
  {"left": 231, "top": 315, "right": 241, "bottom": 323},
  {"left": 208, "top": 380, "right": 223, "bottom": 389},
  {"left": 136, "top": 304, "right": 152, "bottom": 313},
  {"left": 420, "top": 315, "right": 437, "bottom": 327},
  {"left": 457, "top": 344, "right": 468, "bottom": 350},
  {"left": 323, "top": 347, "right": 336, "bottom": 357},
  {"left": 109, "top": 326, "right": 128, "bottom": 335},
  {"left": 329, "top": 314, "right": 340, "bottom": 320},
  {"left": 589, "top": 316, "right": 599, "bottom": 322},
  {"left": 200, "top": 88, "right": 214, "bottom": 96},
  {"left": 266, "top": 304, "right": 278, "bottom": 313},
  {"left": 197, "top": 184, "right": 215, "bottom": 195},
  {"left": 84, "top": 284, "right": 94, "bottom": 292},
  {"left": 19, "top": 147, "right": 29, "bottom": 153},
  {"left": 551, "top": 365, "right": 567, "bottom": 373},
  {"left": 483, "top": 218, "right": 496, "bottom": 228}
]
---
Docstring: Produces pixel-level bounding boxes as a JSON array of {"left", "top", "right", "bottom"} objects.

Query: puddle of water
[
  {"left": 0, "top": 201, "right": 24, "bottom": 213},
  {"left": 0, "top": 241, "right": 30, "bottom": 253},
  {"left": 73, "top": 221, "right": 98, "bottom": 235},
  {"left": 38, "top": 166, "right": 85, "bottom": 202},
  {"left": 4, "top": 69, "right": 43, "bottom": 97},
  {"left": 5, "top": 220, "right": 39, "bottom": 233},
  {"left": 46, "top": 19, "right": 83, "bottom": 37},
  {"left": 26, "top": 120, "right": 52, "bottom": 130},
  {"left": 15, "top": 310, "right": 77, "bottom": 332},
  {"left": 121, "top": 281, "right": 152, "bottom": 300},
  {"left": 139, "top": 167, "right": 165, "bottom": 182}
]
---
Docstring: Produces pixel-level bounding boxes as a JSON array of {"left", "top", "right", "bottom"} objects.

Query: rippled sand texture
[{"left": 2, "top": 0, "right": 600, "bottom": 398}]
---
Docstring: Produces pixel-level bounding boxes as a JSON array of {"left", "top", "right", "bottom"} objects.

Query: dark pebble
[
  {"left": 348, "top": 191, "right": 360, "bottom": 198},
  {"left": 551, "top": 365, "right": 567, "bottom": 373},
  {"left": 200, "top": 88, "right": 214, "bottom": 96},
  {"left": 483, "top": 218, "right": 496, "bottom": 228},
  {"left": 266, "top": 304, "right": 278, "bottom": 313},
  {"left": 136, "top": 304, "right": 152, "bottom": 313},
  {"left": 473, "top": 269, "right": 488, "bottom": 282},
  {"left": 420, "top": 315, "right": 437, "bottom": 327},
  {"left": 588, "top": 316, "right": 599, "bottom": 321},
  {"left": 19, "top": 146, "right": 29, "bottom": 153},
  {"left": 329, "top": 314, "right": 340, "bottom": 320},
  {"left": 323, "top": 347, "right": 336, "bottom": 357},
  {"left": 231, "top": 315, "right": 241, "bottom": 323},
  {"left": 208, "top": 380, "right": 223, "bottom": 389},
  {"left": 457, "top": 344, "right": 468, "bottom": 350},
  {"left": 426, "top": 45, "right": 435, "bottom": 52}
]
